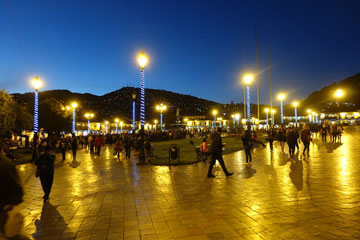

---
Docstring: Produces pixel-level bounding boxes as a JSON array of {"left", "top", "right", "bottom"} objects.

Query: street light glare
[
  {"left": 293, "top": 101, "right": 299, "bottom": 107},
  {"left": 31, "top": 76, "right": 42, "bottom": 90},
  {"left": 334, "top": 89, "right": 344, "bottom": 98},
  {"left": 212, "top": 110, "right": 218, "bottom": 115},
  {"left": 277, "top": 93, "right": 286, "bottom": 101},
  {"left": 243, "top": 74, "right": 254, "bottom": 85},
  {"left": 264, "top": 108, "right": 269, "bottom": 113},
  {"left": 71, "top": 102, "right": 78, "bottom": 108},
  {"left": 115, "top": 118, "right": 119, "bottom": 122},
  {"left": 137, "top": 51, "right": 148, "bottom": 69},
  {"left": 271, "top": 109, "right": 276, "bottom": 113},
  {"left": 307, "top": 109, "right": 311, "bottom": 113}
]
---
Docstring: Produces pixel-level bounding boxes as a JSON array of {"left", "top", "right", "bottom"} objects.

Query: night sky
[{"left": 1, "top": 0, "right": 360, "bottom": 104}]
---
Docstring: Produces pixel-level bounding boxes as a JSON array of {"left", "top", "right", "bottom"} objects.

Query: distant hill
[
  {"left": 301, "top": 73, "right": 360, "bottom": 113},
  {"left": 12, "top": 87, "right": 230, "bottom": 123}
]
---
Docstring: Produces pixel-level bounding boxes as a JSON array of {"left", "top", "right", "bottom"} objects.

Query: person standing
[
  {"left": 114, "top": 138, "right": 123, "bottom": 158},
  {"left": 241, "top": 130, "right": 254, "bottom": 165},
  {"left": 71, "top": 133, "right": 78, "bottom": 160},
  {"left": 278, "top": 127, "right": 287, "bottom": 152},
  {"left": 207, "top": 128, "right": 233, "bottom": 178},
  {"left": 320, "top": 124, "right": 327, "bottom": 142},
  {"left": 268, "top": 128, "right": 276, "bottom": 151},
  {"left": 35, "top": 145, "right": 55, "bottom": 201},
  {"left": 301, "top": 125, "right": 311, "bottom": 157},
  {"left": 95, "top": 135, "right": 103, "bottom": 156}
]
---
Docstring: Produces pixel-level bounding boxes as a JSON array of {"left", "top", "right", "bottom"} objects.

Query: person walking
[
  {"left": 95, "top": 135, "right": 103, "bottom": 156},
  {"left": 286, "top": 127, "right": 297, "bottom": 158},
  {"left": 320, "top": 124, "right": 327, "bottom": 142},
  {"left": 35, "top": 145, "right": 55, "bottom": 201},
  {"left": 114, "top": 138, "right": 123, "bottom": 158},
  {"left": 268, "top": 128, "right": 276, "bottom": 151},
  {"left": 207, "top": 128, "right": 233, "bottom": 178},
  {"left": 124, "top": 134, "right": 132, "bottom": 159},
  {"left": 241, "top": 130, "right": 254, "bottom": 165},
  {"left": 301, "top": 125, "right": 311, "bottom": 157},
  {"left": 59, "top": 138, "right": 67, "bottom": 161},
  {"left": 71, "top": 133, "right": 78, "bottom": 160},
  {"left": 278, "top": 127, "right": 287, "bottom": 152}
]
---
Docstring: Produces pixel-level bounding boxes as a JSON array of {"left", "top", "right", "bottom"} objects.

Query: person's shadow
[
  {"left": 238, "top": 166, "right": 256, "bottom": 179},
  {"left": 289, "top": 159, "right": 303, "bottom": 190},
  {"left": 32, "top": 202, "right": 68, "bottom": 239},
  {"left": 325, "top": 142, "right": 342, "bottom": 153}
]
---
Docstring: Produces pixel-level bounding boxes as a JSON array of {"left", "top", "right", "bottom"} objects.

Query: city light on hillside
[{"left": 334, "top": 89, "right": 344, "bottom": 98}]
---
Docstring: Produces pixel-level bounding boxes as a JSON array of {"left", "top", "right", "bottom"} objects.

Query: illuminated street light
[
  {"left": 156, "top": 103, "right": 167, "bottom": 131},
  {"left": 71, "top": 102, "right": 78, "bottom": 133},
  {"left": 85, "top": 113, "right": 94, "bottom": 133},
  {"left": 31, "top": 76, "right": 42, "bottom": 133},
  {"left": 105, "top": 121, "right": 109, "bottom": 134},
  {"left": 235, "top": 113, "right": 240, "bottom": 126},
  {"left": 212, "top": 110, "right": 218, "bottom": 129},
  {"left": 137, "top": 51, "right": 148, "bottom": 126},
  {"left": 120, "top": 121, "right": 123, "bottom": 133},
  {"left": 115, "top": 118, "right": 119, "bottom": 134},
  {"left": 277, "top": 93, "right": 286, "bottom": 124},
  {"left": 243, "top": 74, "right": 254, "bottom": 124},
  {"left": 307, "top": 109, "right": 312, "bottom": 123},
  {"left": 271, "top": 109, "right": 276, "bottom": 126},
  {"left": 154, "top": 119, "right": 158, "bottom": 131},
  {"left": 264, "top": 108, "right": 269, "bottom": 128},
  {"left": 334, "top": 89, "right": 344, "bottom": 123},
  {"left": 293, "top": 101, "right": 299, "bottom": 125}
]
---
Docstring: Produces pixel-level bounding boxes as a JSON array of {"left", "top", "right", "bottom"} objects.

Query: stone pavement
[{"left": 16, "top": 126, "right": 360, "bottom": 240}]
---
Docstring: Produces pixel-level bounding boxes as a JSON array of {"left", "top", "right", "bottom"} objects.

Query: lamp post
[
  {"left": 264, "top": 108, "right": 269, "bottom": 128},
  {"left": 132, "top": 90, "right": 136, "bottom": 131},
  {"left": 85, "top": 113, "right": 94, "bottom": 133},
  {"left": 212, "top": 110, "right": 218, "bottom": 129},
  {"left": 271, "top": 109, "right": 276, "bottom": 126},
  {"left": 334, "top": 89, "right": 344, "bottom": 123},
  {"left": 105, "top": 121, "right": 109, "bottom": 134},
  {"left": 115, "top": 119, "right": 119, "bottom": 134},
  {"left": 235, "top": 114, "right": 240, "bottom": 127},
  {"left": 243, "top": 74, "right": 254, "bottom": 126},
  {"left": 137, "top": 51, "right": 148, "bottom": 127},
  {"left": 231, "top": 115, "right": 235, "bottom": 129},
  {"left": 277, "top": 93, "right": 286, "bottom": 125},
  {"left": 293, "top": 101, "right": 299, "bottom": 126},
  {"left": 156, "top": 103, "right": 167, "bottom": 131},
  {"left": 31, "top": 76, "right": 42, "bottom": 133},
  {"left": 154, "top": 120, "right": 158, "bottom": 131},
  {"left": 71, "top": 102, "right": 78, "bottom": 133},
  {"left": 307, "top": 109, "right": 312, "bottom": 123},
  {"left": 120, "top": 121, "right": 123, "bottom": 133}
]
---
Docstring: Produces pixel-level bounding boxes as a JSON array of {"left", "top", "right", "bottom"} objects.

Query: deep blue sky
[{"left": 1, "top": 0, "right": 360, "bottom": 104}]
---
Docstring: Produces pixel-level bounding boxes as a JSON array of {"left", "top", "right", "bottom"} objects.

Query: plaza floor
[{"left": 16, "top": 126, "right": 360, "bottom": 240}]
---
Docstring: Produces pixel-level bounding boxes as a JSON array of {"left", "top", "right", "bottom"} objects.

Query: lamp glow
[
  {"left": 156, "top": 103, "right": 167, "bottom": 130},
  {"left": 334, "top": 89, "right": 344, "bottom": 98},
  {"left": 71, "top": 102, "right": 78, "bottom": 133},
  {"left": 212, "top": 110, "right": 218, "bottom": 129},
  {"left": 243, "top": 74, "right": 254, "bottom": 85},
  {"left": 137, "top": 51, "right": 148, "bottom": 69}
]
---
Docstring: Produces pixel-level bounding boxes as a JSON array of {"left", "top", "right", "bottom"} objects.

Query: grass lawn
[{"left": 150, "top": 136, "right": 245, "bottom": 165}]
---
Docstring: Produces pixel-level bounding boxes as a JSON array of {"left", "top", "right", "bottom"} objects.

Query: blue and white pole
[
  {"left": 295, "top": 106, "right": 298, "bottom": 124},
  {"left": 132, "top": 100, "right": 136, "bottom": 130},
  {"left": 160, "top": 113, "right": 163, "bottom": 131},
  {"left": 246, "top": 85, "right": 250, "bottom": 124},
  {"left": 266, "top": 111, "right": 269, "bottom": 127},
  {"left": 140, "top": 69, "right": 145, "bottom": 126},
  {"left": 72, "top": 108, "right": 76, "bottom": 133},
  {"left": 280, "top": 101, "right": 284, "bottom": 124},
  {"left": 34, "top": 89, "right": 39, "bottom": 133}
]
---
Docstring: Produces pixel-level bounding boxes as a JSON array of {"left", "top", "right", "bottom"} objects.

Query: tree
[
  {"left": 0, "top": 90, "right": 16, "bottom": 137},
  {"left": 12, "top": 103, "right": 33, "bottom": 135}
]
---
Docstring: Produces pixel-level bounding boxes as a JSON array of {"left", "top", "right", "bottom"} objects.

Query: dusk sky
[{"left": 1, "top": 0, "right": 360, "bottom": 104}]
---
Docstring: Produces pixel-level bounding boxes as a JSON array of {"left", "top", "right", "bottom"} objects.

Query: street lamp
[
  {"left": 293, "top": 101, "right": 299, "bottom": 126},
  {"left": 156, "top": 103, "right": 167, "bottom": 131},
  {"left": 105, "top": 121, "right": 109, "bottom": 134},
  {"left": 243, "top": 74, "right": 254, "bottom": 125},
  {"left": 31, "top": 76, "right": 42, "bottom": 133},
  {"left": 71, "top": 102, "right": 78, "bottom": 133},
  {"left": 115, "top": 119, "right": 119, "bottom": 134},
  {"left": 235, "top": 113, "right": 240, "bottom": 127},
  {"left": 264, "top": 108, "right": 269, "bottom": 128},
  {"left": 85, "top": 113, "right": 94, "bottom": 133},
  {"left": 277, "top": 93, "right": 286, "bottom": 125},
  {"left": 271, "top": 109, "right": 276, "bottom": 126},
  {"left": 132, "top": 90, "right": 136, "bottom": 131},
  {"left": 120, "top": 121, "right": 123, "bottom": 133},
  {"left": 212, "top": 110, "right": 218, "bottom": 129},
  {"left": 307, "top": 109, "right": 312, "bottom": 123},
  {"left": 231, "top": 115, "right": 235, "bottom": 129},
  {"left": 137, "top": 51, "right": 148, "bottom": 127}
]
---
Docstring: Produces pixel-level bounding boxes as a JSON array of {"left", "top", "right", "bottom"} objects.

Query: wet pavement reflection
[{"left": 17, "top": 126, "right": 360, "bottom": 239}]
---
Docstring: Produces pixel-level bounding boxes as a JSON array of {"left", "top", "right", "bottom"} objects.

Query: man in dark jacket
[
  {"left": 287, "top": 127, "right": 298, "bottom": 157},
  {"left": 207, "top": 128, "right": 233, "bottom": 178}
]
